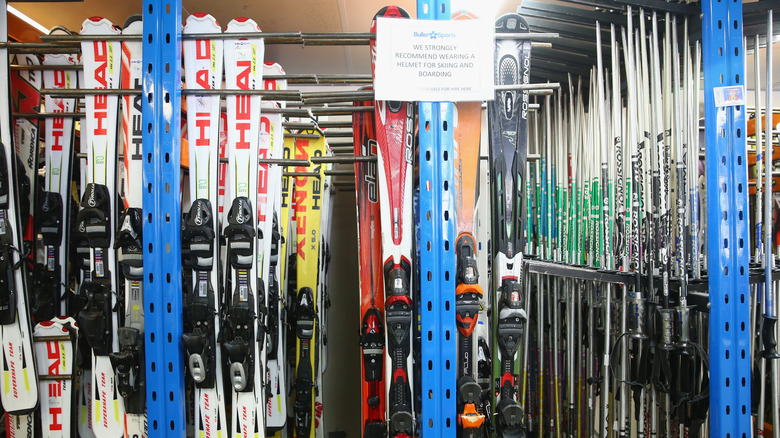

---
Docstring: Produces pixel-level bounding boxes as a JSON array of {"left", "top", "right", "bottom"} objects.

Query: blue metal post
[
  {"left": 418, "top": 1, "right": 456, "bottom": 436},
  {"left": 142, "top": 0, "right": 185, "bottom": 435},
  {"left": 702, "top": 0, "right": 752, "bottom": 434}
]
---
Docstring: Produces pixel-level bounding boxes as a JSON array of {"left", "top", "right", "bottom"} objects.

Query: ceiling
[
  {"left": 10, "top": 0, "right": 517, "bottom": 77},
  {"left": 10, "top": 0, "right": 780, "bottom": 88}
]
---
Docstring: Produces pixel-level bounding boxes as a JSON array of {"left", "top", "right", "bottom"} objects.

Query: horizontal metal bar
[
  {"left": 182, "top": 89, "right": 301, "bottom": 99},
  {"left": 312, "top": 106, "right": 373, "bottom": 114},
  {"left": 311, "top": 156, "right": 375, "bottom": 163},
  {"left": 283, "top": 121, "right": 353, "bottom": 129},
  {"left": 322, "top": 131, "right": 353, "bottom": 138},
  {"left": 325, "top": 169, "right": 354, "bottom": 176},
  {"left": 495, "top": 82, "right": 561, "bottom": 91},
  {"left": 496, "top": 32, "right": 560, "bottom": 40},
  {"left": 13, "top": 112, "right": 81, "bottom": 118},
  {"left": 39, "top": 32, "right": 304, "bottom": 43},
  {"left": 41, "top": 88, "right": 139, "bottom": 96},
  {"left": 285, "top": 171, "right": 321, "bottom": 178},
  {"left": 285, "top": 133, "right": 321, "bottom": 139},
  {"left": 33, "top": 335, "right": 72, "bottom": 342},
  {"left": 329, "top": 146, "right": 355, "bottom": 153},
  {"left": 11, "top": 63, "right": 80, "bottom": 71},
  {"left": 39, "top": 374, "right": 74, "bottom": 381}
]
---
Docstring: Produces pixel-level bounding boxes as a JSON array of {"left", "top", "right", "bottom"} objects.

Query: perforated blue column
[
  {"left": 142, "top": 0, "right": 185, "bottom": 436},
  {"left": 701, "top": 0, "right": 751, "bottom": 435},
  {"left": 418, "top": 1, "right": 456, "bottom": 436}
]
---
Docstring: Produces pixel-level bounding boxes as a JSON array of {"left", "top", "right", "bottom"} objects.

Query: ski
[
  {"left": 488, "top": 12, "right": 531, "bottom": 438},
  {"left": 39, "top": 32, "right": 78, "bottom": 324},
  {"left": 291, "top": 130, "right": 327, "bottom": 438},
  {"left": 112, "top": 14, "right": 147, "bottom": 437},
  {"left": 222, "top": 17, "right": 265, "bottom": 437},
  {"left": 262, "top": 61, "right": 288, "bottom": 431},
  {"left": 369, "top": 6, "right": 416, "bottom": 437},
  {"left": 315, "top": 155, "right": 333, "bottom": 438},
  {"left": 180, "top": 12, "right": 229, "bottom": 438},
  {"left": 9, "top": 52, "right": 41, "bottom": 275},
  {"left": 0, "top": 32, "right": 40, "bottom": 423},
  {"left": 34, "top": 317, "right": 78, "bottom": 437},
  {"left": 353, "top": 95, "right": 386, "bottom": 438},
  {"left": 75, "top": 16, "right": 125, "bottom": 436},
  {"left": 453, "top": 98, "right": 486, "bottom": 437}
]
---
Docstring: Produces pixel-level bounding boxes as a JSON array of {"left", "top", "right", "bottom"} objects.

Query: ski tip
[
  {"left": 185, "top": 13, "right": 221, "bottom": 32},
  {"left": 495, "top": 13, "right": 529, "bottom": 33},
  {"left": 123, "top": 14, "right": 143, "bottom": 30},
  {"left": 371, "top": 5, "right": 411, "bottom": 30},
  {"left": 48, "top": 25, "right": 74, "bottom": 36},
  {"left": 226, "top": 17, "right": 261, "bottom": 33},
  {"left": 81, "top": 17, "right": 121, "bottom": 35}
]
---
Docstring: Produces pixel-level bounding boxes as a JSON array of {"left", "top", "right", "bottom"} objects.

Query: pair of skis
[
  {"left": 182, "top": 13, "right": 286, "bottom": 437},
  {"left": 73, "top": 15, "right": 147, "bottom": 438}
]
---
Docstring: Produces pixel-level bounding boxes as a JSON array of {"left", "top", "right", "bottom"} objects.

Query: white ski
[
  {"left": 262, "top": 61, "right": 288, "bottom": 430},
  {"left": 0, "top": 0, "right": 39, "bottom": 419},
  {"left": 223, "top": 17, "right": 264, "bottom": 438},
  {"left": 41, "top": 36, "right": 78, "bottom": 319},
  {"left": 77, "top": 16, "right": 125, "bottom": 437},
  {"left": 181, "top": 12, "right": 228, "bottom": 438},
  {"left": 34, "top": 317, "right": 78, "bottom": 437},
  {"left": 114, "top": 15, "right": 147, "bottom": 438}
]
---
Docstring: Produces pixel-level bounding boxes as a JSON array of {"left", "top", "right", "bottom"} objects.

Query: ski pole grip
[{"left": 761, "top": 314, "right": 780, "bottom": 359}]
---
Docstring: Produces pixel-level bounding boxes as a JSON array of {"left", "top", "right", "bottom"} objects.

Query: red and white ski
[
  {"left": 76, "top": 16, "right": 125, "bottom": 437},
  {"left": 34, "top": 317, "right": 78, "bottom": 437},
  {"left": 370, "top": 6, "right": 415, "bottom": 437},
  {"left": 353, "top": 95, "right": 386, "bottom": 438},
  {"left": 181, "top": 12, "right": 228, "bottom": 438},
  {"left": 222, "top": 17, "right": 264, "bottom": 437}
]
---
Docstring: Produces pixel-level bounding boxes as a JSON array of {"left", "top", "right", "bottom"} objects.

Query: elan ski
[
  {"left": 370, "top": 6, "right": 416, "bottom": 437},
  {"left": 488, "top": 13, "right": 532, "bottom": 438},
  {"left": 222, "top": 17, "right": 265, "bottom": 437},
  {"left": 354, "top": 95, "right": 386, "bottom": 438},
  {"left": 76, "top": 17, "right": 125, "bottom": 436},
  {"left": 180, "top": 12, "right": 228, "bottom": 438}
]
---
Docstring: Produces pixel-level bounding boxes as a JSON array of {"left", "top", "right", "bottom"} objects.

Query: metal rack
[
  {"left": 702, "top": 0, "right": 752, "bottom": 433},
  {"left": 142, "top": 0, "right": 185, "bottom": 433},
  {"left": 135, "top": 0, "right": 757, "bottom": 435},
  {"left": 0, "top": 0, "right": 756, "bottom": 435}
]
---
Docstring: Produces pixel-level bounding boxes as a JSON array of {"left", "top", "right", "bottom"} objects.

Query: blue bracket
[
  {"left": 142, "top": 0, "right": 185, "bottom": 436},
  {"left": 417, "top": 2, "right": 456, "bottom": 436},
  {"left": 702, "top": 0, "right": 751, "bottom": 435}
]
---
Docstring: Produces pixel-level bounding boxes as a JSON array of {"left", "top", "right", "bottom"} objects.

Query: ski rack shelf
[
  {"left": 417, "top": 2, "right": 457, "bottom": 436},
  {"left": 525, "top": 258, "right": 780, "bottom": 312},
  {"left": 702, "top": 0, "right": 752, "bottom": 433},
  {"left": 142, "top": 0, "right": 186, "bottom": 435}
]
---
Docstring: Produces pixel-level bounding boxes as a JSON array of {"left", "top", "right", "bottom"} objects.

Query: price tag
[
  {"left": 713, "top": 85, "right": 745, "bottom": 107},
  {"left": 374, "top": 17, "right": 494, "bottom": 102}
]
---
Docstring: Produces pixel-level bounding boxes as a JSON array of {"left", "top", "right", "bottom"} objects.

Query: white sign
[
  {"left": 374, "top": 17, "right": 494, "bottom": 102},
  {"left": 713, "top": 85, "right": 746, "bottom": 107}
]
